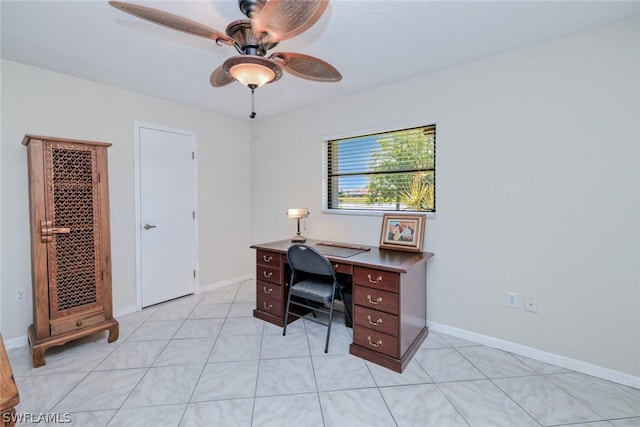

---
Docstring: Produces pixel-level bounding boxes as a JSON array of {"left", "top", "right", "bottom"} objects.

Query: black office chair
[{"left": 283, "top": 244, "right": 351, "bottom": 353}]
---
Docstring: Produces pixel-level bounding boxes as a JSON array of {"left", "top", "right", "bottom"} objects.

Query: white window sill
[{"left": 321, "top": 209, "right": 436, "bottom": 220}]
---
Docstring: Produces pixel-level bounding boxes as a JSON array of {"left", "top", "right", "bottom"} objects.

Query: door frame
[{"left": 133, "top": 121, "right": 199, "bottom": 311}]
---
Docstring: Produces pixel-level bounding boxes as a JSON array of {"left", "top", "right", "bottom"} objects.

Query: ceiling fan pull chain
[{"left": 249, "top": 83, "right": 257, "bottom": 119}]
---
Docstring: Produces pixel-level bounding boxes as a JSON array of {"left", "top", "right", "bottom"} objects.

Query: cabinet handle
[
  {"left": 367, "top": 336, "right": 383, "bottom": 347},
  {"left": 263, "top": 255, "right": 273, "bottom": 263},
  {"left": 334, "top": 264, "right": 339, "bottom": 270},
  {"left": 263, "top": 286, "right": 272, "bottom": 295},
  {"left": 367, "top": 315, "right": 382, "bottom": 326},
  {"left": 263, "top": 302, "right": 273, "bottom": 310},
  {"left": 40, "top": 220, "right": 71, "bottom": 242},
  {"left": 262, "top": 271, "right": 273, "bottom": 278},
  {"left": 49, "top": 227, "right": 71, "bottom": 234},
  {"left": 367, "top": 274, "right": 383, "bottom": 284},
  {"left": 367, "top": 295, "right": 383, "bottom": 305},
  {"left": 76, "top": 320, "right": 83, "bottom": 327}
]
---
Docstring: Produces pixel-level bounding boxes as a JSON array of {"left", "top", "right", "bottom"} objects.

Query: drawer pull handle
[
  {"left": 334, "top": 264, "right": 339, "bottom": 270},
  {"left": 263, "top": 255, "right": 273, "bottom": 263},
  {"left": 367, "top": 274, "right": 383, "bottom": 284},
  {"left": 263, "top": 286, "right": 272, "bottom": 294},
  {"left": 76, "top": 320, "right": 83, "bottom": 327},
  {"left": 367, "top": 336, "right": 383, "bottom": 347},
  {"left": 263, "top": 271, "right": 273, "bottom": 278},
  {"left": 367, "top": 315, "right": 382, "bottom": 326},
  {"left": 367, "top": 295, "right": 383, "bottom": 305},
  {"left": 263, "top": 302, "right": 273, "bottom": 310}
]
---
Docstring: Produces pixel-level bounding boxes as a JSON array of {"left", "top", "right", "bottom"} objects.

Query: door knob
[{"left": 143, "top": 224, "right": 157, "bottom": 230}]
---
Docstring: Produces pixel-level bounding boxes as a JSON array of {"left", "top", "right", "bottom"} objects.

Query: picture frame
[{"left": 379, "top": 213, "right": 426, "bottom": 252}]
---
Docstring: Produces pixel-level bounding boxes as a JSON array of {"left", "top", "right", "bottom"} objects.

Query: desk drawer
[
  {"left": 257, "top": 265, "right": 282, "bottom": 284},
  {"left": 353, "top": 327, "right": 399, "bottom": 358},
  {"left": 354, "top": 286, "right": 399, "bottom": 315},
  {"left": 354, "top": 267, "right": 399, "bottom": 293},
  {"left": 354, "top": 305, "right": 399, "bottom": 336},
  {"left": 331, "top": 262, "right": 353, "bottom": 275},
  {"left": 257, "top": 293, "right": 283, "bottom": 317},
  {"left": 257, "top": 250, "right": 282, "bottom": 267},
  {"left": 256, "top": 280, "right": 284, "bottom": 302}
]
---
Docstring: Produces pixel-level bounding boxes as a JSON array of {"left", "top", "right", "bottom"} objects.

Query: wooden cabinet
[{"left": 23, "top": 135, "right": 119, "bottom": 368}]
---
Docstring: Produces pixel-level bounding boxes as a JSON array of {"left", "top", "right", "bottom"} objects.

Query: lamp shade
[
  {"left": 287, "top": 208, "right": 309, "bottom": 219},
  {"left": 288, "top": 208, "right": 309, "bottom": 243},
  {"left": 230, "top": 63, "right": 275, "bottom": 87},
  {"left": 224, "top": 55, "right": 283, "bottom": 88}
]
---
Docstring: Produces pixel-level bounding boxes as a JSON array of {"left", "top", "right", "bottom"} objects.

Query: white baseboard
[
  {"left": 4, "top": 335, "right": 28, "bottom": 350},
  {"left": 114, "top": 305, "right": 138, "bottom": 318},
  {"left": 4, "top": 276, "right": 252, "bottom": 350},
  {"left": 197, "top": 274, "right": 252, "bottom": 294},
  {"left": 428, "top": 321, "right": 640, "bottom": 389}
]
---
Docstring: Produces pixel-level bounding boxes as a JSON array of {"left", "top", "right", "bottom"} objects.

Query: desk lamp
[{"left": 287, "top": 208, "right": 309, "bottom": 243}]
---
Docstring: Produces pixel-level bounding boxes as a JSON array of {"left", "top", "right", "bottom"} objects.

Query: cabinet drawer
[
  {"left": 257, "top": 250, "right": 282, "bottom": 267},
  {"left": 256, "top": 280, "right": 284, "bottom": 303},
  {"left": 354, "top": 285, "right": 399, "bottom": 315},
  {"left": 354, "top": 267, "right": 399, "bottom": 293},
  {"left": 50, "top": 312, "right": 106, "bottom": 336},
  {"left": 257, "top": 265, "right": 283, "bottom": 284},
  {"left": 353, "top": 327, "right": 399, "bottom": 358},
  {"left": 256, "top": 293, "right": 283, "bottom": 317},
  {"left": 354, "top": 305, "right": 399, "bottom": 336}
]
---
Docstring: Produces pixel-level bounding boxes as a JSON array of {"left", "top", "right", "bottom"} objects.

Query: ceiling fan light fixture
[
  {"left": 224, "top": 55, "right": 283, "bottom": 88},
  {"left": 230, "top": 63, "right": 274, "bottom": 87}
]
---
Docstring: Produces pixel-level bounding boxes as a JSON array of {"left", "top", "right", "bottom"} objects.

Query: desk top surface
[{"left": 251, "top": 239, "right": 434, "bottom": 273}]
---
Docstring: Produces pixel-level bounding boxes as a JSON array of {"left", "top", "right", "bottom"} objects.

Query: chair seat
[{"left": 290, "top": 278, "right": 334, "bottom": 303}]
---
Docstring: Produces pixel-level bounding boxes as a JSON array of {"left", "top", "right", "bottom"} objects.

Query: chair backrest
[{"left": 287, "top": 244, "right": 335, "bottom": 278}]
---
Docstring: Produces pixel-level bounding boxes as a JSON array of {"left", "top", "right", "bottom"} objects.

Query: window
[{"left": 325, "top": 124, "right": 435, "bottom": 213}]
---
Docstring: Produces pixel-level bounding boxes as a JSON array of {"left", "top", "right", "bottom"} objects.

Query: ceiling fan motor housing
[
  {"left": 239, "top": 0, "right": 267, "bottom": 19},
  {"left": 226, "top": 20, "right": 277, "bottom": 56}
]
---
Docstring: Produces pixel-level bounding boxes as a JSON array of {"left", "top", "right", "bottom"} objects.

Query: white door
[{"left": 137, "top": 125, "right": 197, "bottom": 307}]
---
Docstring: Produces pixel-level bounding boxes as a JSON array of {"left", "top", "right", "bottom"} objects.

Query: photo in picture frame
[{"left": 379, "top": 213, "right": 426, "bottom": 252}]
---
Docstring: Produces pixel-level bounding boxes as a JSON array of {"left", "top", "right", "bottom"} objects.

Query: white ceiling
[{"left": 2, "top": 1, "right": 639, "bottom": 121}]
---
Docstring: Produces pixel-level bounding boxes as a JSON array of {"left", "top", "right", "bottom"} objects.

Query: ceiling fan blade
[
  {"left": 210, "top": 65, "right": 236, "bottom": 88},
  {"left": 109, "top": 1, "right": 234, "bottom": 45},
  {"left": 270, "top": 52, "right": 341, "bottom": 82},
  {"left": 255, "top": 0, "right": 329, "bottom": 42}
]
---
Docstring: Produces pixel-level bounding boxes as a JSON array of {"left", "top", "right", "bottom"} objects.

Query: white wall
[
  {"left": 0, "top": 59, "right": 252, "bottom": 341},
  {"left": 250, "top": 19, "right": 640, "bottom": 378}
]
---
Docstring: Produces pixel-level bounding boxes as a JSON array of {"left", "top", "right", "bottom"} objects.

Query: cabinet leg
[
  {"left": 31, "top": 347, "right": 46, "bottom": 368},
  {"left": 107, "top": 322, "right": 119, "bottom": 343},
  {"left": 27, "top": 325, "right": 46, "bottom": 367}
]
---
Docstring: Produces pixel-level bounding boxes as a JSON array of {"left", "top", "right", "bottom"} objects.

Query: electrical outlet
[
  {"left": 16, "top": 288, "right": 27, "bottom": 303},
  {"left": 506, "top": 292, "right": 518, "bottom": 308},
  {"left": 524, "top": 296, "right": 538, "bottom": 313}
]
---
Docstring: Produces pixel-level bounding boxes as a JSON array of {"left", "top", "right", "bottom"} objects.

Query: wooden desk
[{"left": 250, "top": 239, "right": 434, "bottom": 372}]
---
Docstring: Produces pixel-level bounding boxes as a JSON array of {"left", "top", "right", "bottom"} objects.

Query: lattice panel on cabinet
[{"left": 45, "top": 144, "right": 102, "bottom": 317}]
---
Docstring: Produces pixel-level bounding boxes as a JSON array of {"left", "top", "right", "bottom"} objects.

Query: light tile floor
[{"left": 7, "top": 280, "right": 640, "bottom": 427}]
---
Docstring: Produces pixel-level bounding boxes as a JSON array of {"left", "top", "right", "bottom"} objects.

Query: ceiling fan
[{"left": 109, "top": 0, "right": 342, "bottom": 118}]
